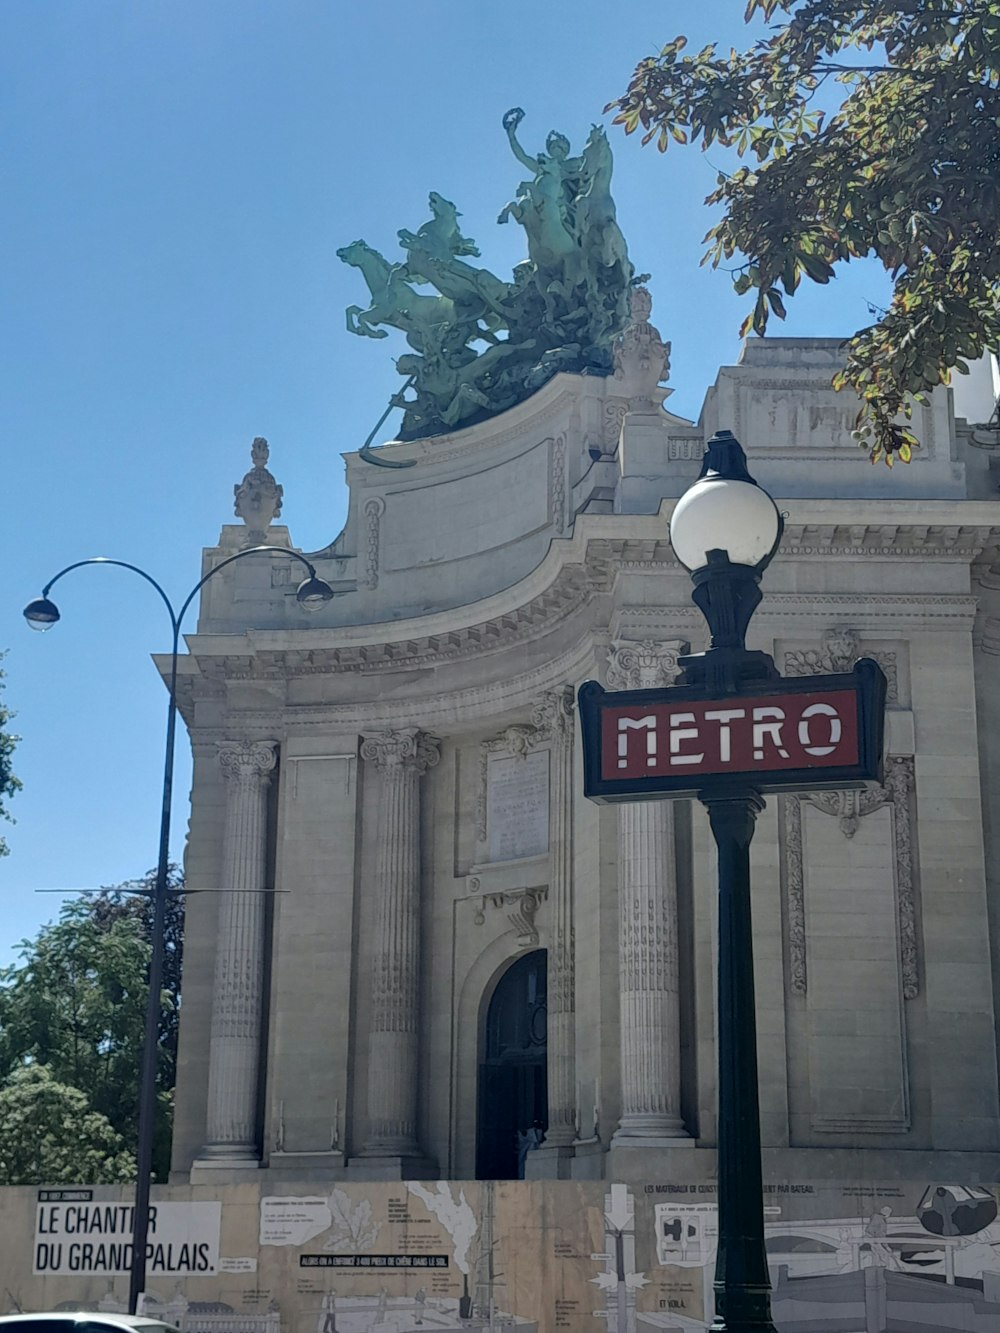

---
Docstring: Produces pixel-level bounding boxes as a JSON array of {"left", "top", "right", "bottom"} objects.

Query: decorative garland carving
[
  {"left": 603, "top": 399, "right": 627, "bottom": 448},
  {"left": 550, "top": 434, "right": 567, "bottom": 533},
  {"left": 363, "top": 496, "right": 385, "bottom": 590},
  {"left": 783, "top": 756, "right": 918, "bottom": 999}
]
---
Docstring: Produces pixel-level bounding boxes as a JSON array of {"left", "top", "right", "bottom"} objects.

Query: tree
[
  {"left": 0, "top": 653, "right": 21, "bottom": 855},
  {"left": 0, "top": 868, "right": 184, "bottom": 1182},
  {"left": 607, "top": 0, "right": 1000, "bottom": 465},
  {"left": 0, "top": 1066, "right": 135, "bottom": 1185}
]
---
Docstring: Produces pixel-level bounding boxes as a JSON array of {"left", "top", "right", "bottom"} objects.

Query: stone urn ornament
[
  {"left": 612, "top": 286, "right": 671, "bottom": 410},
  {"left": 234, "top": 436, "right": 283, "bottom": 545}
]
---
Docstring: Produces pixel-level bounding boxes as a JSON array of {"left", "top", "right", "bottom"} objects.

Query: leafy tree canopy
[
  {"left": 0, "top": 1066, "right": 135, "bottom": 1186},
  {"left": 0, "top": 653, "right": 21, "bottom": 855},
  {"left": 0, "top": 868, "right": 183, "bottom": 1183},
  {"left": 607, "top": 0, "right": 1000, "bottom": 465}
]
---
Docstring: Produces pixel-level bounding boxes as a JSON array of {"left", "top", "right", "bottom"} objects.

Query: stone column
[
  {"left": 533, "top": 687, "right": 577, "bottom": 1149},
  {"left": 201, "top": 739, "right": 277, "bottom": 1163},
  {"left": 359, "top": 729, "right": 440, "bottom": 1159},
  {"left": 614, "top": 799, "right": 688, "bottom": 1140},
  {"left": 607, "top": 639, "right": 689, "bottom": 1143}
]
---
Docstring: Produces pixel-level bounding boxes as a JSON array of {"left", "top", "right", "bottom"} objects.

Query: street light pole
[
  {"left": 24, "top": 546, "right": 335, "bottom": 1314},
  {"left": 669, "top": 431, "right": 782, "bottom": 1333}
]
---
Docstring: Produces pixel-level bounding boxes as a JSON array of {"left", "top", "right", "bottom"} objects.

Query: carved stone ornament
[
  {"left": 784, "top": 625, "right": 899, "bottom": 703},
  {"left": 529, "top": 684, "right": 575, "bottom": 741},
  {"left": 480, "top": 886, "right": 548, "bottom": 948},
  {"left": 783, "top": 756, "right": 918, "bottom": 998},
  {"left": 233, "top": 437, "right": 283, "bottom": 546},
  {"left": 606, "top": 638, "right": 687, "bottom": 690},
  {"left": 612, "top": 285, "right": 671, "bottom": 410},
  {"left": 360, "top": 728, "right": 440, "bottom": 775},
  {"left": 218, "top": 739, "right": 278, "bottom": 788}
]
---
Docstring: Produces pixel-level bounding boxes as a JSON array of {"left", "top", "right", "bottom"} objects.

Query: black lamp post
[
  {"left": 24, "top": 545, "right": 335, "bottom": 1314},
  {"left": 669, "top": 430, "right": 782, "bottom": 1333}
]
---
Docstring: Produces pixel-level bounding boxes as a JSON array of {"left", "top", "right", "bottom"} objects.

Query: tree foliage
[
  {"left": 0, "top": 1066, "right": 135, "bottom": 1186},
  {"left": 0, "top": 654, "right": 21, "bottom": 856},
  {"left": 0, "top": 868, "right": 184, "bottom": 1183},
  {"left": 607, "top": 0, "right": 1000, "bottom": 465}
]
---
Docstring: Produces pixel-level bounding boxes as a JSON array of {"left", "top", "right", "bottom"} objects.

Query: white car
[{"left": 0, "top": 1316, "right": 179, "bottom": 1333}]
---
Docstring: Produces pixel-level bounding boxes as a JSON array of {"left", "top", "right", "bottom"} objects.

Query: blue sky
[{"left": 1, "top": 1, "right": 891, "bottom": 962}]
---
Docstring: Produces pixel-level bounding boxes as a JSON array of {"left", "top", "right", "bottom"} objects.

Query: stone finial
[
  {"left": 612, "top": 286, "right": 671, "bottom": 410},
  {"left": 234, "top": 437, "right": 283, "bottom": 546}
]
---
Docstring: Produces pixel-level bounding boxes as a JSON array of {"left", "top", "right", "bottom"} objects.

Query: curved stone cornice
[{"left": 166, "top": 503, "right": 1000, "bottom": 715}]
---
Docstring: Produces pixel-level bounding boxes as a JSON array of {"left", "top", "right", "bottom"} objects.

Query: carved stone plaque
[{"left": 487, "top": 750, "right": 549, "bottom": 862}]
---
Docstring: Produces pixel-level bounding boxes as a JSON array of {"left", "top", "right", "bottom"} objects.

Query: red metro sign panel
[{"left": 579, "top": 659, "right": 886, "bottom": 802}]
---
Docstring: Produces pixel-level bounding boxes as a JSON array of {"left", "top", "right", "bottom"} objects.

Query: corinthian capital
[
  {"left": 530, "top": 684, "right": 575, "bottom": 741},
  {"left": 218, "top": 739, "right": 278, "bottom": 788},
  {"left": 607, "top": 639, "right": 687, "bottom": 690},
  {"left": 360, "top": 728, "right": 440, "bottom": 776}
]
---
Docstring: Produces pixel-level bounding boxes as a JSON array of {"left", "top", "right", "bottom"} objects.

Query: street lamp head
[
  {"left": 295, "top": 572, "right": 337, "bottom": 608},
  {"left": 669, "top": 430, "right": 782, "bottom": 573},
  {"left": 23, "top": 596, "right": 61, "bottom": 632}
]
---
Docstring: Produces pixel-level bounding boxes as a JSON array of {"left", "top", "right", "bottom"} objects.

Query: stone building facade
[{"left": 167, "top": 326, "right": 1000, "bottom": 1191}]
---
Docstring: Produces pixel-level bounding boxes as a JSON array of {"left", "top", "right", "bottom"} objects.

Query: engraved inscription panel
[{"left": 488, "top": 750, "right": 549, "bottom": 863}]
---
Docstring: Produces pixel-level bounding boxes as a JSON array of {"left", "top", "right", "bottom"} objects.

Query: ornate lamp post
[
  {"left": 669, "top": 430, "right": 781, "bottom": 1333},
  {"left": 580, "top": 433, "right": 884, "bottom": 1331},
  {"left": 24, "top": 546, "right": 335, "bottom": 1314}
]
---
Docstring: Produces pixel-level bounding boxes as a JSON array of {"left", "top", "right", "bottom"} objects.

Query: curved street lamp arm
[
  {"left": 28, "top": 540, "right": 324, "bottom": 1316},
  {"left": 173, "top": 543, "right": 318, "bottom": 628},
  {"left": 40, "top": 557, "right": 180, "bottom": 637}
]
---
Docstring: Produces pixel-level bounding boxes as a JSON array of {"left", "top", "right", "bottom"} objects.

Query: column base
[
  {"left": 611, "top": 1114, "right": 691, "bottom": 1147},
  {"left": 345, "top": 1154, "right": 438, "bottom": 1181},
  {"left": 190, "top": 1154, "right": 260, "bottom": 1183},
  {"left": 268, "top": 1150, "right": 347, "bottom": 1176},
  {"left": 524, "top": 1144, "right": 576, "bottom": 1180}
]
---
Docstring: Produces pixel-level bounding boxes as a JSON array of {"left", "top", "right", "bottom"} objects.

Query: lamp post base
[{"left": 710, "top": 1279, "right": 779, "bottom": 1333}]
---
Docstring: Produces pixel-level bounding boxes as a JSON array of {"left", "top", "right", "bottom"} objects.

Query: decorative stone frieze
[
  {"left": 782, "top": 756, "right": 918, "bottom": 999},
  {"left": 783, "top": 626, "right": 899, "bottom": 703},
  {"left": 202, "top": 739, "right": 278, "bottom": 1162},
  {"left": 359, "top": 729, "right": 440, "bottom": 1156}
]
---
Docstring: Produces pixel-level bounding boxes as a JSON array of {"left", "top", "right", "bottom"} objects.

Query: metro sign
[{"left": 579, "top": 659, "right": 886, "bottom": 802}]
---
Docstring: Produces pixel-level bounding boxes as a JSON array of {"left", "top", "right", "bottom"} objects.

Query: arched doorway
[{"left": 476, "top": 949, "right": 548, "bottom": 1180}]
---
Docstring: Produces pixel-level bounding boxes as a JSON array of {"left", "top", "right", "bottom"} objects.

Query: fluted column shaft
[
  {"left": 615, "top": 800, "right": 688, "bottom": 1139},
  {"left": 360, "top": 729, "right": 439, "bottom": 1155},
  {"left": 203, "top": 739, "right": 277, "bottom": 1160},
  {"left": 535, "top": 688, "right": 576, "bottom": 1147}
]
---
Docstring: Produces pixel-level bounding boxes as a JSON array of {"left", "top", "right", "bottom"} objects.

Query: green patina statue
[{"left": 338, "top": 109, "right": 635, "bottom": 440}]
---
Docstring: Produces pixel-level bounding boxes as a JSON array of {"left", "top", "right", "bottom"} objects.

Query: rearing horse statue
[{"left": 337, "top": 240, "right": 456, "bottom": 348}]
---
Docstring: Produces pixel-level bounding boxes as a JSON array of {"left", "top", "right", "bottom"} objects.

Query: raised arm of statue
[{"left": 503, "top": 107, "right": 539, "bottom": 175}]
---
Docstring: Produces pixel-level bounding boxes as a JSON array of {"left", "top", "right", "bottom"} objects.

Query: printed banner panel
[{"left": 7, "top": 1178, "right": 1000, "bottom": 1332}]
